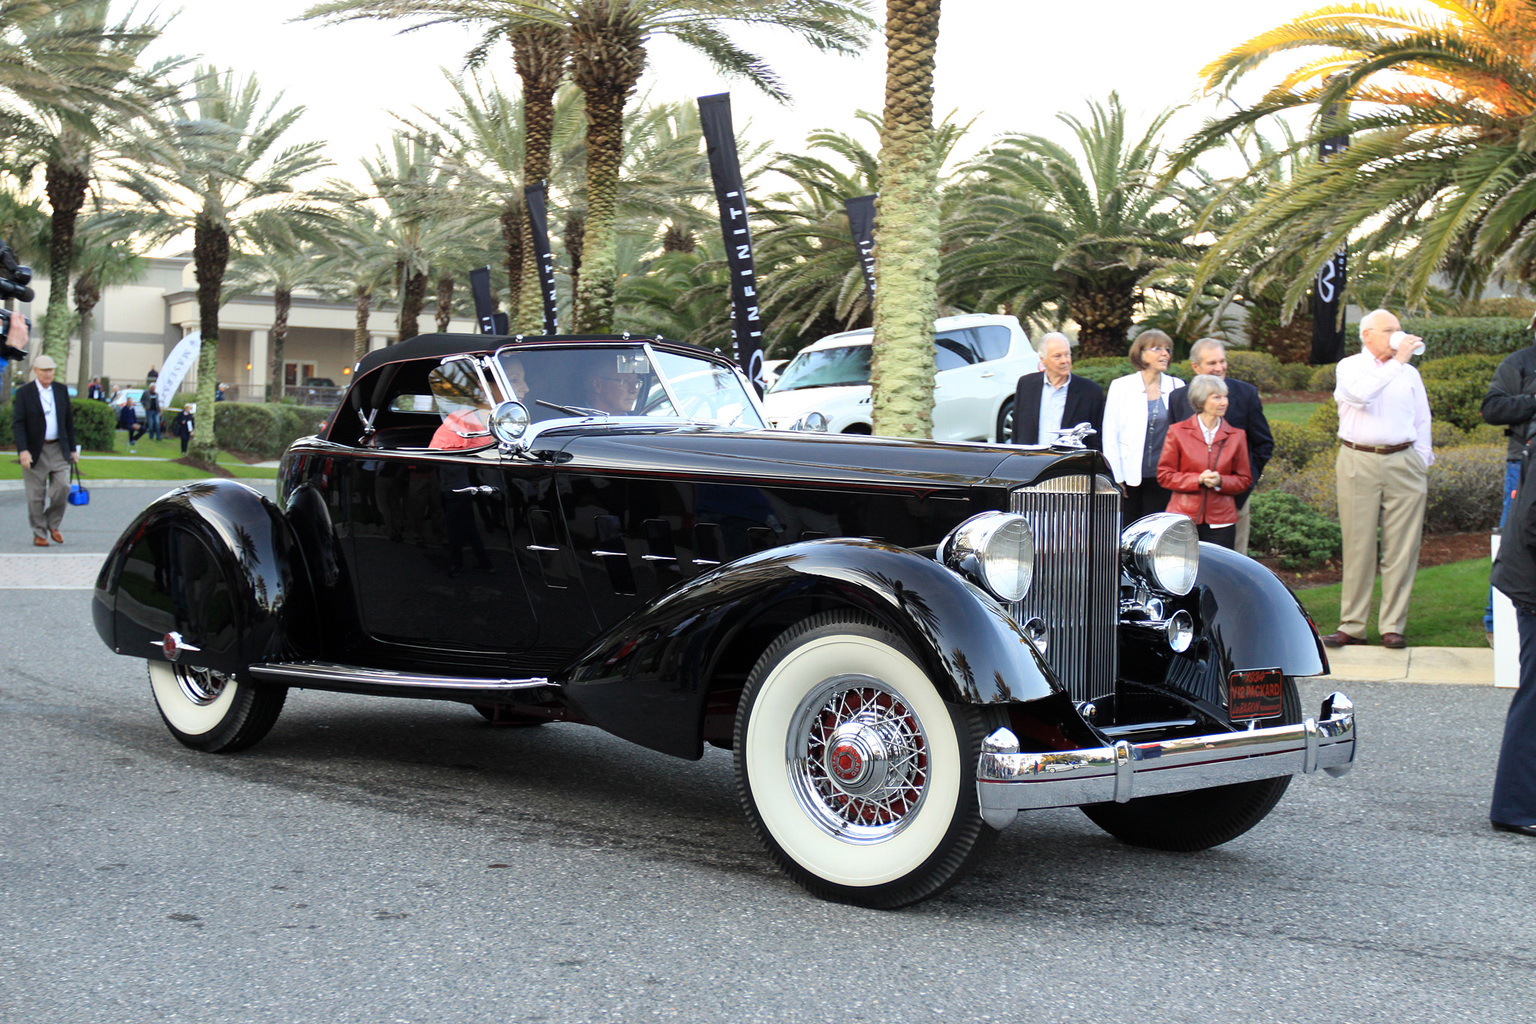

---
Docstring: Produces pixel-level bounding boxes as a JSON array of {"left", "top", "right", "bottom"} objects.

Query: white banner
[{"left": 155, "top": 331, "right": 200, "bottom": 409}]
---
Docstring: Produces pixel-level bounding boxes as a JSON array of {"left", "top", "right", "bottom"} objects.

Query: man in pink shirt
[{"left": 1323, "top": 308, "right": 1434, "bottom": 650}]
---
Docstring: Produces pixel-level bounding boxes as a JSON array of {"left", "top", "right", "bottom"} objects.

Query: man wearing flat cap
[{"left": 12, "top": 351, "right": 78, "bottom": 546}]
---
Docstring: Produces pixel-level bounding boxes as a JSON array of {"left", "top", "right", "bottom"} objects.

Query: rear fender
[
  {"left": 561, "top": 538, "right": 1059, "bottom": 759},
  {"left": 92, "top": 480, "right": 317, "bottom": 675}
]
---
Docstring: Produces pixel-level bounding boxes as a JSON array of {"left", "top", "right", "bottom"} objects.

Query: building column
[
  {"left": 248, "top": 329, "right": 269, "bottom": 402},
  {"left": 369, "top": 334, "right": 390, "bottom": 353}
]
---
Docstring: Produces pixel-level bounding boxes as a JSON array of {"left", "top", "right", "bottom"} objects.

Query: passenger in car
[{"left": 430, "top": 398, "right": 491, "bottom": 450}]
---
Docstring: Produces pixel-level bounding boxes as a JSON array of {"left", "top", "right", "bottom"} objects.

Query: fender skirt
[
  {"left": 560, "top": 537, "right": 1059, "bottom": 760},
  {"left": 91, "top": 480, "right": 317, "bottom": 676}
]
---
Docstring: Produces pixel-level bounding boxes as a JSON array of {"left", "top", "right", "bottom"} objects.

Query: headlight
[
  {"left": 940, "top": 512, "right": 1035, "bottom": 602},
  {"left": 1121, "top": 513, "right": 1200, "bottom": 596}
]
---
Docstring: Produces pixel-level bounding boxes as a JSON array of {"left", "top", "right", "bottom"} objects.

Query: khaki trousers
[
  {"left": 1234, "top": 500, "right": 1252, "bottom": 556},
  {"left": 1335, "top": 445, "right": 1428, "bottom": 637},
  {"left": 24, "top": 439, "right": 71, "bottom": 538}
]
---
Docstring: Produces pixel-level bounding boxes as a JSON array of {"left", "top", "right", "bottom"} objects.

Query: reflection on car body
[{"left": 90, "top": 332, "right": 1357, "bottom": 908}]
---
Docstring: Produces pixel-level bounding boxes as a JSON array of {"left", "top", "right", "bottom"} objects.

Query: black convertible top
[{"left": 352, "top": 332, "right": 682, "bottom": 377}]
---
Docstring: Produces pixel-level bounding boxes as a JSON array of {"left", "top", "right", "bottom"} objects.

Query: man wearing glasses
[{"left": 586, "top": 367, "right": 644, "bottom": 414}]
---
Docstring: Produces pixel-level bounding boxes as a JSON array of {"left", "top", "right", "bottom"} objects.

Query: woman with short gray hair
[{"left": 1156, "top": 373, "right": 1251, "bottom": 548}]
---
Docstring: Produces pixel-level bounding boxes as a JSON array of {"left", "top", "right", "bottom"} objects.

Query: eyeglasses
[{"left": 600, "top": 376, "right": 643, "bottom": 390}]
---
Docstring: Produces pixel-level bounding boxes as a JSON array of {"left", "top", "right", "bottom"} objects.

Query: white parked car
[{"left": 763, "top": 313, "right": 1039, "bottom": 443}]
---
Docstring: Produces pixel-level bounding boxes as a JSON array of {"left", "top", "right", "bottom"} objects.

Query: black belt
[{"left": 1341, "top": 439, "right": 1412, "bottom": 455}]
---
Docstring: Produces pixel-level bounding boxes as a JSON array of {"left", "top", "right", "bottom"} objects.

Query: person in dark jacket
[
  {"left": 143, "top": 388, "right": 162, "bottom": 441},
  {"left": 1010, "top": 332, "right": 1105, "bottom": 450},
  {"left": 116, "top": 399, "right": 144, "bottom": 451},
  {"left": 170, "top": 403, "right": 195, "bottom": 455},
  {"left": 1481, "top": 326, "right": 1536, "bottom": 640},
  {"left": 1168, "top": 339, "right": 1274, "bottom": 554},
  {"left": 12, "top": 352, "right": 78, "bottom": 546},
  {"left": 1489, "top": 436, "right": 1536, "bottom": 836}
]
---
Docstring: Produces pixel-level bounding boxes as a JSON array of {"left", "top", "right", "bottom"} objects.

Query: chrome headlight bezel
[
  {"left": 939, "top": 511, "right": 1036, "bottom": 603},
  {"left": 1121, "top": 513, "right": 1200, "bottom": 596},
  {"left": 489, "top": 400, "right": 531, "bottom": 446}
]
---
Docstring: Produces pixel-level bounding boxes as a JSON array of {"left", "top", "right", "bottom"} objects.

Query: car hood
[
  {"left": 543, "top": 426, "right": 1090, "bottom": 493},
  {"left": 761, "top": 384, "right": 869, "bottom": 425}
]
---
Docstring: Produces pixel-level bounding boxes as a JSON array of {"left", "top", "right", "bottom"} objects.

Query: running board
[{"left": 248, "top": 661, "right": 555, "bottom": 701}]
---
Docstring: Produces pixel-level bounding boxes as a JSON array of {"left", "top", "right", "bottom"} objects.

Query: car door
[
  {"left": 341, "top": 355, "right": 540, "bottom": 666},
  {"left": 930, "top": 328, "right": 993, "bottom": 441}
]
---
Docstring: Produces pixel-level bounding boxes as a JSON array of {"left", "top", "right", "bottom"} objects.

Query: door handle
[{"left": 452, "top": 485, "right": 500, "bottom": 497}]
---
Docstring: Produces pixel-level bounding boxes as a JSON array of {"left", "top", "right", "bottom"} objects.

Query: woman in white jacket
[{"left": 1100, "top": 330, "right": 1186, "bottom": 525}]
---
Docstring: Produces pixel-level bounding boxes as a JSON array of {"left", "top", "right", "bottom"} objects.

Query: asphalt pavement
[{"left": 2, "top": 479, "right": 1532, "bottom": 1024}]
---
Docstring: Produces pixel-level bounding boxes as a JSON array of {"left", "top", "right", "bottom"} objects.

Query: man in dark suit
[
  {"left": 1168, "top": 339, "right": 1274, "bottom": 554},
  {"left": 1011, "top": 332, "right": 1105, "bottom": 450},
  {"left": 12, "top": 352, "right": 78, "bottom": 547}
]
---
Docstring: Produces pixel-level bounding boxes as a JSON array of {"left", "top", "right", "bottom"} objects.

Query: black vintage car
[{"left": 92, "top": 333, "right": 1356, "bottom": 907}]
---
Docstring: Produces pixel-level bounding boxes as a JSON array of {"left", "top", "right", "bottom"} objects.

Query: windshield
[
  {"left": 768, "top": 344, "right": 871, "bottom": 392},
  {"left": 493, "top": 344, "right": 764, "bottom": 428}
]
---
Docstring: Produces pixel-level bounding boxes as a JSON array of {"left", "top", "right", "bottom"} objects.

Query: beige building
[{"left": 19, "top": 255, "right": 478, "bottom": 398}]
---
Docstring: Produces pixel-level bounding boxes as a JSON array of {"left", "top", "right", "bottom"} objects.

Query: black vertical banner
[
  {"left": 524, "top": 182, "right": 559, "bottom": 335},
  {"left": 698, "top": 92, "right": 764, "bottom": 395},
  {"left": 844, "top": 194, "right": 877, "bottom": 307},
  {"left": 1311, "top": 87, "right": 1350, "bottom": 365},
  {"left": 469, "top": 266, "right": 498, "bottom": 335}
]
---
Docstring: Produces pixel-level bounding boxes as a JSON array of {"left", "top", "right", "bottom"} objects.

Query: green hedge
[
  {"left": 1072, "top": 356, "right": 1136, "bottom": 390},
  {"left": 1400, "top": 316, "right": 1528, "bottom": 358},
  {"left": 1418, "top": 353, "right": 1506, "bottom": 432},
  {"left": 1249, "top": 491, "right": 1343, "bottom": 569},
  {"left": 0, "top": 397, "right": 117, "bottom": 451},
  {"left": 212, "top": 401, "right": 324, "bottom": 459}
]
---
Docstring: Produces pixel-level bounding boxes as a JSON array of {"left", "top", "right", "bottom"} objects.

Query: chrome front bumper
[{"left": 976, "top": 692, "right": 1357, "bottom": 829}]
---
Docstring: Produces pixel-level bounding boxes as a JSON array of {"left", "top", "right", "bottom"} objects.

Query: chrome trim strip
[
  {"left": 249, "top": 662, "right": 552, "bottom": 692},
  {"left": 975, "top": 693, "right": 1357, "bottom": 828}
]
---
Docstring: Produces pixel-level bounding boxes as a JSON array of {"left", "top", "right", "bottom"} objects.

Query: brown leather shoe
[
  {"left": 49, "top": 529, "right": 62, "bottom": 544},
  {"left": 32, "top": 536, "right": 48, "bottom": 547},
  {"left": 1381, "top": 632, "right": 1407, "bottom": 649},
  {"left": 1321, "top": 630, "right": 1366, "bottom": 647}
]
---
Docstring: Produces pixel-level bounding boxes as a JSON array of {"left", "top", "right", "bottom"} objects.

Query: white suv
[{"left": 763, "top": 313, "right": 1038, "bottom": 442}]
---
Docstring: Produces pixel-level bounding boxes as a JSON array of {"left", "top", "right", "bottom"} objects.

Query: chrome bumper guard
[{"left": 976, "top": 692, "right": 1356, "bottom": 829}]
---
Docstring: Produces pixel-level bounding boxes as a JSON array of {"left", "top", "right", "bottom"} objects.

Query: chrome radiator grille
[{"left": 1010, "top": 474, "right": 1121, "bottom": 703}]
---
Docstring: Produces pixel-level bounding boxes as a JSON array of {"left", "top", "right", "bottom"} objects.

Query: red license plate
[{"left": 1229, "top": 667, "right": 1285, "bottom": 721}]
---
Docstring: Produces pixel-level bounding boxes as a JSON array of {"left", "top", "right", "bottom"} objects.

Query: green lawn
[
  {"left": 1266, "top": 401, "right": 1321, "bottom": 425},
  {"left": 3, "top": 434, "right": 278, "bottom": 481},
  {"left": 1293, "top": 558, "right": 1491, "bottom": 648}
]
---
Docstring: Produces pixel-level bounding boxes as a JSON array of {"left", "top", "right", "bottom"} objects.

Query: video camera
[{"left": 1, "top": 237, "right": 34, "bottom": 360}]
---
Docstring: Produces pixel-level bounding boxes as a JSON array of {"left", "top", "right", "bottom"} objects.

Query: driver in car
[{"left": 585, "top": 363, "right": 643, "bottom": 414}]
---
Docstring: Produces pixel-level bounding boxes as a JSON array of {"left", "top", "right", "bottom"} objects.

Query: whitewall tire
[
  {"left": 734, "top": 613, "right": 1003, "bottom": 908},
  {"left": 148, "top": 660, "right": 287, "bottom": 753}
]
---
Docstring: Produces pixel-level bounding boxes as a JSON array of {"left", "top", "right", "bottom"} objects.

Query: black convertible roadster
[{"left": 92, "top": 333, "right": 1356, "bottom": 907}]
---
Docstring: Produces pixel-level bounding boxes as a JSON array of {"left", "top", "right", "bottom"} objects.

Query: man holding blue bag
[{"left": 12, "top": 350, "right": 79, "bottom": 547}]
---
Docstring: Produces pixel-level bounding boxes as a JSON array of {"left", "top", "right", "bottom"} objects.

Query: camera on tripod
[{"left": 1, "top": 237, "right": 35, "bottom": 360}]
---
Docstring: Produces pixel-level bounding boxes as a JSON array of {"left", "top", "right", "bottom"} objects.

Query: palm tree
[
  {"left": 302, "top": 1, "right": 874, "bottom": 333},
  {"left": 1182, "top": 0, "right": 1536, "bottom": 308},
  {"left": 3, "top": 1, "right": 172, "bottom": 363},
  {"left": 313, "top": 195, "right": 397, "bottom": 362},
  {"left": 868, "top": 0, "right": 942, "bottom": 439},
  {"left": 226, "top": 209, "right": 329, "bottom": 397},
  {"left": 115, "top": 66, "right": 328, "bottom": 461},
  {"left": 943, "top": 95, "right": 1202, "bottom": 357}
]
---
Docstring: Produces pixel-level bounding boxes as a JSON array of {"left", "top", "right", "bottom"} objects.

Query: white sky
[{"left": 147, "top": 0, "right": 1330, "bottom": 184}]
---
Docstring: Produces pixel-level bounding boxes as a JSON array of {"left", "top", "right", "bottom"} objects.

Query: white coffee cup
[{"left": 1389, "top": 330, "right": 1425, "bottom": 356}]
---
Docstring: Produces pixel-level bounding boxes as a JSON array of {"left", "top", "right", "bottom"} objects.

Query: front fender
[
  {"left": 1193, "top": 543, "right": 1328, "bottom": 679},
  {"left": 92, "top": 480, "right": 317, "bottom": 676},
  {"left": 561, "top": 538, "right": 1058, "bottom": 760}
]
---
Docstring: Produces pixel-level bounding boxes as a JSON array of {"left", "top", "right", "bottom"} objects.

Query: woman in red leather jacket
[{"left": 1156, "top": 374, "right": 1252, "bottom": 548}]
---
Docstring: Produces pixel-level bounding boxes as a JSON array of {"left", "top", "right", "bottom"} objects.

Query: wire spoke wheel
[
  {"left": 148, "top": 660, "right": 287, "bottom": 754},
  {"left": 735, "top": 613, "right": 1004, "bottom": 908}
]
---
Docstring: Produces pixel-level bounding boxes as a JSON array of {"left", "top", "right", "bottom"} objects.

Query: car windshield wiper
[{"left": 537, "top": 399, "right": 609, "bottom": 417}]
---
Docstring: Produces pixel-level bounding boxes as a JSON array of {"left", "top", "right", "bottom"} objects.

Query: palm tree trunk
[
  {"left": 1068, "top": 278, "right": 1138, "bottom": 357},
  {"left": 190, "top": 212, "right": 229, "bottom": 462},
  {"left": 569, "top": 17, "right": 646, "bottom": 333},
  {"left": 502, "top": 201, "right": 524, "bottom": 323},
  {"left": 513, "top": 25, "right": 567, "bottom": 333},
  {"left": 43, "top": 156, "right": 89, "bottom": 364},
  {"left": 72, "top": 272, "right": 100, "bottom": 397},
  {"left": 269, "top": 286, "right": 291, "bottom": 401},
  {"left": 399, "top": 267, "right": 428, "bottom": 341},
  {"left": 435, "top": 274, "right": 454, "bottom": 333},
  {"left": 565, "top": 211, "right": 586, "bottom": 312},
  {"left": 871, "top": 0, "right": 943, "bottom": 439},
  {"left": 354, "top": 286, "right": 372, "bottom": 362}
]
